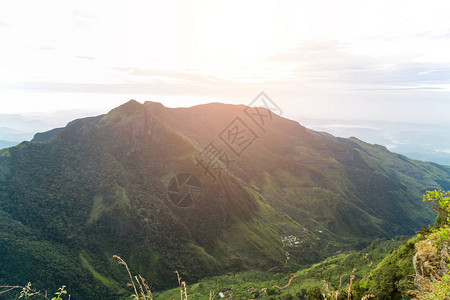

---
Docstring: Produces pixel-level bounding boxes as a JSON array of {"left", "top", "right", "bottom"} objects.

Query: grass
[
  {"left": 86, "top": 195, "right": 105, "bottom": 225},
  {"left": 79, "top": 251, "right": 121, "bottom": 291},
  {"left": 113, "top": 255, "right": 210, "bottom": 300},
  {"left": 154, "top": 238, "right": 404, "bottom": 299},
  {"left": 0, "top": 237, "right": 409, "bottom": 299}
]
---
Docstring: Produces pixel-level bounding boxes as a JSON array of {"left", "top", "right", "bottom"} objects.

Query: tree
[{"left": 423, "top": 190, "right": 450, "bottom": 228}]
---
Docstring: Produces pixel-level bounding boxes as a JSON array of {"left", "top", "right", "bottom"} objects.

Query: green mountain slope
[
  {"left": 154, "top": 237, "right": 407, "bottom": 299},
  {"left": 0, "top": 100, "right": 449, "bottom": 298}
]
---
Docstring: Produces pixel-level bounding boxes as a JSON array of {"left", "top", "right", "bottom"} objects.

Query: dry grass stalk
[
  {"left": 175, "top": 271, "right": 188, "bottom": 300},
  {"left": 113, "top": 255, "right": 153, "bottom": 300},
  {"left": 322, "top": 282, "right": 339, "bottom": 300},
  {"left": 347, "top": 275, "right": 356, "bottom": 300},
  {"left": 1, "top": 283, "right": 49, "bottom": 299},
  {"left": 0, "top": 285, "right": 22, "bottom": 295}
]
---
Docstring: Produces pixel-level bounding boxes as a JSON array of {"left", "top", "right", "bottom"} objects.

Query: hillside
[
  {"left": 154, "top": 237, "right": 407, "bottom": 299},
  {"left": 1, "top": 100, "right": 449, "bottom": 298}
]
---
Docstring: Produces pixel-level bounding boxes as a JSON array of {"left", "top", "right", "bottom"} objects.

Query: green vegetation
[
  {"left": 155, "top": 238, "right": 406, "bottom": 299},
  {"left": 0, "top": 282, "right": 71, "bottom": 300},
  {"left": 410, "top": 190, "right": 450, "bottom": 299},
  {"left": 354, "top": 238, "right": 417, "bottom": 299},
  {"left": 79, "top": 251, "right": 121, "bottom": 291},
  {"left": 0, "top": 238, "right": 409, "bottom": 299},
  {"left": 2, "top": 189, "right": 450, "bottom": 299},
  {"left": 1, "top": 101, "right": 450, "bottom": 298},
  {"left": 423, "top": 190, "right": 450, "bottom": 231},
  {"left": 349, "top": 190, "right": 450, "bottom": 299}
]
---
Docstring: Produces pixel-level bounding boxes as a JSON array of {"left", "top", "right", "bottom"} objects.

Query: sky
[{"left": 1, "top": 0, "right": 450, "bottom": 124}]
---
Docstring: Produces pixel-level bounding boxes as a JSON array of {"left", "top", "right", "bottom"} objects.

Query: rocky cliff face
[{"left": 414, "top": 238, "right": 450, "bottom": 290}]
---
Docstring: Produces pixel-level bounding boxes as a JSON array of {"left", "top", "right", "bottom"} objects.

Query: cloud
[
  {"left": 4, "top": 41, "right": 450, "bottom": 116},
  {"left": 114, "top": 67, "right": 226, "bottom": 85},
  {"left": 360, "top": 27, "right": 450, "bottom": 42},
  {"left": 268, "top": 41, "right": 450, "bottom": 90},
  {"left": 72, "top": 9, "right": 98, "bottom": 29},
  {"left": 73, "top": 55, "right": 95, "bottom": 60},
  {"left": 268, "top": 41, "right": 347, "bottom": 61},
  {"left": 73, "top": 9, "right": 98, "bottom": 19},
  {"left": 37, "top": 45, "right": 55, "bottom": 51},
  {"left": 3, "top": 80, "right": 249, "bottom": 98}
]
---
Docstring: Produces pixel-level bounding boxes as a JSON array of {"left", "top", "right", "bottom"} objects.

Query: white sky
[{"left": 1, "top": 0, "right": 450, "bottom": 123}]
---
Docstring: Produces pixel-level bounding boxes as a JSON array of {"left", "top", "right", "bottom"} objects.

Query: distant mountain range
[
  {"left": 299, "top": 118, "right": 450, "bottom": 166},
  {"left": 0, "top": 114, "right": 51, "bottom": 149},
  {"left": 0, "top": 140, "right": 17, "bottom": 149},
  {"left": 0, "top": 111, "right": 100, "bottom": 150},
  {"left": 0, "top": 100, "right": 449, "bottom": 298}
]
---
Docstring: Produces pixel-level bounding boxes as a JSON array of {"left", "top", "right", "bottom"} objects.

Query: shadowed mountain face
[{"left": 1, "top": 100, "right": 449, "bottom": 298}]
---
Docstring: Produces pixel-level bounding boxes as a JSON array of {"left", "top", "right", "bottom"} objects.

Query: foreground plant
[
  {"left": 113, "top": 255, "right": 153, "bottom": 300},
  {"left": 175, "top": 271, "right": 188, "bottom": 300},
  {"left": 112, "top": 255, "right": 209, "bottom": 300},
  {"left": 0, "top": 282, "right": 70, "bottom": 299},
  {"left": 51, "top": 286, "right": 69, "bottom": 300}
]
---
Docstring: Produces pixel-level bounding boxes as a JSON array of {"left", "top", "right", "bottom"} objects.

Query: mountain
[
  {"left": 0, "top": 114, "right": 52, "bottom": 147},
  {"left": 0, "top": 127, "right": 35, "bottom": 145},
  {"left": 1, "top": 100, "right": 449, "bottom": 298},
  {"left": 0, "top": 114, "right": 49, "bottom": 132},
  {"left": 0, "top": 140, "right": 17, "bottom": 149},
  {"left": 0, "top": 112, "right": 99, "bottom": 149}
]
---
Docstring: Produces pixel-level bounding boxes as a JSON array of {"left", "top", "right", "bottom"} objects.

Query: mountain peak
[
  {"left": 120, "top": 99, "right": 142, "bottom": 109},
  {"left": 113, "top": 100, "right": 166, "bottom": 117}
]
